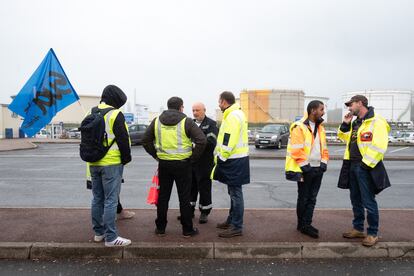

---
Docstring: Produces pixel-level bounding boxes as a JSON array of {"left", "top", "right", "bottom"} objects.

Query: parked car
[
  {"left": 388, "top": 135, "right": 398, "bottom": 143},
  {"left": 67, "top": 128, "right": 81, "bottom": 139},
  {"left": 35, "top": 129, "right": 50, "bottom": 139},
  {"left": 325, "top": 130, "right": 340, "bottom": 143},
  {"left": 129, "top": 124, "right": 148, "bottom": 145},
  {"left": 254, "top": 124, "right": 289, "bottom": 149},
  {"left": 401, "top": 132, "right": 414, "bottom": 143}
]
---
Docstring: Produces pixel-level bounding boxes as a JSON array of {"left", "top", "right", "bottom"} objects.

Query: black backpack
[{"left": 79, "top": 107, "right": 116, "bottom": 162}]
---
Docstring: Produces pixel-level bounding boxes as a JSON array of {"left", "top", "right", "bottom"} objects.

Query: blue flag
[{"left": 8, "top": 48, "right": 79, "bottom": 137}]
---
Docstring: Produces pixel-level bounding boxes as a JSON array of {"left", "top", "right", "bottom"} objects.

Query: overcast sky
[{"left": 1, "top": 0, "right": 414, "bottom": 118}]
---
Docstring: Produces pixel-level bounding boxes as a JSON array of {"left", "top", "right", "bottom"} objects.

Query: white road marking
[{"left": 389, "top": 147, "right": 409, "bottom": 153}]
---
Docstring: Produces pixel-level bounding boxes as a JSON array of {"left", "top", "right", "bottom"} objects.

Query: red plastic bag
[{"left": 147, "top": 170, "right": 159, "bottom": 205}]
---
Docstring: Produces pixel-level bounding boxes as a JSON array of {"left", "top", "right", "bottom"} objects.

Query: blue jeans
[
  {"left": 349, "top": 162, "right": 379, "bottom": 236},
  {"left": 226, "top": 185, "right": 244, "bottom": 230},
  {"left": 90, "top": 164, "right": 123, "bottom": 242}
]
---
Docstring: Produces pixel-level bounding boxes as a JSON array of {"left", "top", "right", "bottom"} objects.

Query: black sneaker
[
  {"left": 199, "top": 213, "right": 208, "bottom": 224},
  {"left": 183, "top": 227, "right": 199, "bottom": 238},
  {"left": 155, "top": 228, "right": 166, "bottom": 237},
  {"left": 308, "top": 225, "right": 319, "bottom": 234},
  {"left": 216, "top": 221, "right": 231, "bottom": 229},
  {"left": 300, "top": 225, "right": 319, "bottom": 239},
  {"left": 218, "top": 227, "right": 243, "bottom": 238}
]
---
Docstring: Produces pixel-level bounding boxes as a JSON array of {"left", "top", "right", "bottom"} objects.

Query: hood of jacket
[
  {"left": 100, "top": 85, "right": 127, "bottom": 109},
  {"left": 159, "top": 109, "right": 186, "bottom": 126}
]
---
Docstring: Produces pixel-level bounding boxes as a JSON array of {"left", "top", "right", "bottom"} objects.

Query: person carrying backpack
[{"left": 80, "top": 84, "right": 132, "bottom": 247}]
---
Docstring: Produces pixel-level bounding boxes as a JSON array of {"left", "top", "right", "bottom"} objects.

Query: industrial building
[
  {"left": 342, "top": 90, "right": 414, "bottom": 123},
  {"left": 240, "top": 89, "right": 305, "bottom": 124}
]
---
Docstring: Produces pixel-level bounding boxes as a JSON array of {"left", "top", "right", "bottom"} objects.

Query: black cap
[{"left": 345, "top": 95, "right": 368, "bottom": 107}]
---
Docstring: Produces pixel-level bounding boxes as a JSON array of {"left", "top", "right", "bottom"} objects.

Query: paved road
[
  {"left": 0, "top": 144, "right": 413, "bottom": 208},
  {"left": 0, "top": 259, "right": 413, "bottom": 276},
  {"left": 253, "top": 144, "right": 414, "bottom": 157}
]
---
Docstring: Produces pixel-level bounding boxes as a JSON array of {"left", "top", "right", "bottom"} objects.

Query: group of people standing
[{"left": 86, "top": 85, "right": 390, "bottom": 248}]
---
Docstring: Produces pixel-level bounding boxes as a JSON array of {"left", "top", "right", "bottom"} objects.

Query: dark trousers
[
  {"left": 296, "top": 168, "right": 323, "bottom": 228},
  {"left": 190, "top": 163, "right": 213, "bottom": 215},
  {"left": 156, "top": 159, "right": 194, "bottom": 233}
]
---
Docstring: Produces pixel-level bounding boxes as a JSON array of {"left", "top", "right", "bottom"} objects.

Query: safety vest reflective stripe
[
  {"left": 199, "top": 204, "right": 212, "bottom": 210},
  {"left": 358, "top": 143, "right": 386, "bottom": 154},
  {"left": 362, "top": 154, "right": 379, "bottom": 166},
  {"left": 105, "top": 110, "right": 116, "bottom": 139}
]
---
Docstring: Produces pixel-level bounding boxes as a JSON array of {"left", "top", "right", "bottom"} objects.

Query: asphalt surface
[
  {"left": 1, "top": 258, "right": 413, "bottom": 276},
  {"left": 0, "top": 144, "right": 413, "bottom": 208}
]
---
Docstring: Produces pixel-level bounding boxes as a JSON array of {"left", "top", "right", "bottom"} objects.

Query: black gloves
[{"left": 320, "top": 163, "right": 327, "bottom": 172}]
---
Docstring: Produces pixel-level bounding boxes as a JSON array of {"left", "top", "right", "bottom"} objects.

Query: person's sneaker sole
[
  {"left": 343, "top": 231, "right": 366, "bottom": 239},
  {"left": 216, "top": 223, "right": 231, "bottom": 230},
  {"left": 218, "top": 232, "right": 243, "bottom": 238},
  {"left": 155, "top": 229, "right": 166, "bottom": 237},
  {"left": 183, "top": 228, "right": 199, "bottom": 238},
  {"left": 104, "top": 238, "right": 131, "bottom": 247},
  {"left": 93, "top": 235, "right": 105, "bottom": 242}
]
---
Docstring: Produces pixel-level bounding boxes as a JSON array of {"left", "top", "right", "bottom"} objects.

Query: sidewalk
[
  {"left": 0, "top": 208, "right": 413, "bottom": 259},
  {"left": 0, "top": 138, "right": 80, "bottom": 151}
]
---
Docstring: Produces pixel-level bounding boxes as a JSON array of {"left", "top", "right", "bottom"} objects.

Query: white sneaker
[
  {"left": 105, "top": 236, "right": 131, "bottom": 247},
  {"left": 94, "top": 235, "right": 105, "bottom": 242},
  {"left": 117, "top": 210, "right": 135, "bottom": 220}
]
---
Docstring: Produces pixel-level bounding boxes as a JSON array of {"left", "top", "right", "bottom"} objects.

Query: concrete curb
[{"left": 1, "top": 242, "right": 413, "bottom": 260}]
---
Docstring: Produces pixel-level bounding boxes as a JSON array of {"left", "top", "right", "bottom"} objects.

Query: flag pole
[{"left": 77, "top": 100, "right": 87, "bottom": 114}]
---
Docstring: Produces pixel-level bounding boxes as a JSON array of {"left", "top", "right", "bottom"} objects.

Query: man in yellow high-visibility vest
[
  {"left": 212, "top": 91, "right": 250, "bottom": 238},
  {"left": 338, "top": 95, "right": 391, "bottom": 247},
  {"left": 142, "top": 97, "right": 206, "bottom": 238}
]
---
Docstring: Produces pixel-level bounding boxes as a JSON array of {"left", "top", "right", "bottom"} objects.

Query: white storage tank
[{"left": 342, "top": 90, "right": 413, "bottom": 122}]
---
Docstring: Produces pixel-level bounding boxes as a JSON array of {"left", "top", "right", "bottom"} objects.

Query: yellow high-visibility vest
[
  {"left": 338, "top": 114, "right": 390, "bottom": 168},
  {"left": 154, "top": 117, "right": 192, "bottom": 160},
  {"left": 89, "top": 103, "right": 130, "bottom": 166},
  {"left": 285, "top": 118, "right": 329, "bottom": 174}
]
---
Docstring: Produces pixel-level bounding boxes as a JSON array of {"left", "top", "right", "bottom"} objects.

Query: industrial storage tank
[
  {"left": 342, "top": 90, "right": 413, "bottom": 122},
  {"left": 240, "top": 89, "right": 304, "bottom": 123}
]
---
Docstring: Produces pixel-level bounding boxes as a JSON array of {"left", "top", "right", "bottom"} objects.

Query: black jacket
[
  {"left": 337, "top": 160, "right": 391, "bottom": 194},
  {"left": 193, "top": 116, "right": 218, "bottom": 166},
  {"left": 142, "top": 109, "right": 206, "bottom": 161}
]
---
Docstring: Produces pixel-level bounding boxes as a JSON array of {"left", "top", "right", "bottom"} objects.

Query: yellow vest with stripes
[
  {"left": 89, "top": 103, "right": 130, "bottom": 166},
  {"left": 338, "top": 114, "right": 390, "bottom": 168},
  {"left": 154, "top": 117, "right": 193, "bottom": 160},
  {"left": 285, "top": 119, "right": 328, "bottom": 173}
]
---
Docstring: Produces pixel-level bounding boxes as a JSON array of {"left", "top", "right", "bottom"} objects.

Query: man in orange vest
[{"left": 285, "top": 100, "right": 329, "bottom": 238}]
